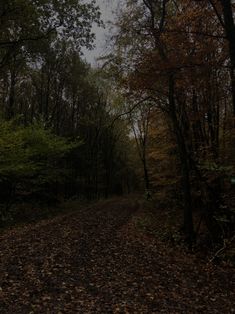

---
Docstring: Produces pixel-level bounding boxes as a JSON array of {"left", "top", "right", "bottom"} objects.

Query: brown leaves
[{"left": 0, "top": 198, "right": 234, "bottom": 313}]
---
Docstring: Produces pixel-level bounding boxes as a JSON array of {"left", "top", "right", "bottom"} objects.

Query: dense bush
[{"left": 0, "top": 119, "right": 77, "bottom": 221}]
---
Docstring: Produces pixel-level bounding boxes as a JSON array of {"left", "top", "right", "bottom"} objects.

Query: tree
[
  {"left": 208, "top": 0, "right": 235, "bottom": 118},
  {"left": 0, "top": 0, "right": 101, "bottom": 67},
  {"left": 128, "top": 101, "right": 152, "bottom": 194},
  {"left": 0, "top": 118, "right": 77, "bottom": 221},
  {"left": 107, "top": 0, "right": 235, "bottom": 244}
]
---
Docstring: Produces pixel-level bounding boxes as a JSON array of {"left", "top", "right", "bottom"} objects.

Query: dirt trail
[{"left": 0, "top": 198, "right": 234, "bottom": 313}]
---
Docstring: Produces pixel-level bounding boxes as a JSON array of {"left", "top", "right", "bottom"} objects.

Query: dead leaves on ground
[{"left": 0, "top": 198, "right": 234, "bottom": 313}]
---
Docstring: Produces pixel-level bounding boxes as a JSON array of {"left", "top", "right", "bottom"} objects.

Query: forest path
[{"left": 0, "top": 197, "right": 234, "bottom": 313}]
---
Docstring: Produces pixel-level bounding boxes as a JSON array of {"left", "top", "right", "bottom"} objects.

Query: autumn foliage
[{"left": 108, "top": 0, "right": 235, "bottom": 246}]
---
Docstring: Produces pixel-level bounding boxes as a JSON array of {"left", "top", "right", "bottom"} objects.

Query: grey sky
[{"left": 82, "top": 0, "right": 117, "bottom": 66}]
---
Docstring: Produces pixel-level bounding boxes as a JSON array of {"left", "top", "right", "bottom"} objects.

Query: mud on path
[{"left": 0, "top": 197, "right": 234, "bottom": 313}]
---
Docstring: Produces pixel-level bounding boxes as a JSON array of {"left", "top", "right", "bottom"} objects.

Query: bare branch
[
  {"left": 111, "top": 96, "right": 153, "bottom": 126},
  {"left": 208, "top": 0, "right": 226, "bottom": 28}
]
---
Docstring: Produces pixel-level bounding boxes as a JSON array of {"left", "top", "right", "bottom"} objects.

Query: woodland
[{"left": 0, "top": 0, "right": 235, "bottom": 313}]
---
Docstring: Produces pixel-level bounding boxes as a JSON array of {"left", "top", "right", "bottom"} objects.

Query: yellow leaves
[{"left": 145, "top": 110, "right": 179, "bottom": 192}]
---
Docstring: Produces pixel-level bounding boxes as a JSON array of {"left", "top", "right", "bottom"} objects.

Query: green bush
[{"left": 0, "top": 118, "right": 78, "bottom": 221}]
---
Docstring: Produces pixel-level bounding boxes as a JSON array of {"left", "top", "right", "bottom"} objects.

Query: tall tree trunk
[
  {"left": 220, "top": 0, "right": 235, "bottom": 118},
  {"left": 143, "top": 156, "right": 150, "bottom": 191},
  {"left": 168, "top": 75, "right": 194, "bottom": 245},
  {"left": 7, "top": 67, "right": 16, "bottom": 119}
]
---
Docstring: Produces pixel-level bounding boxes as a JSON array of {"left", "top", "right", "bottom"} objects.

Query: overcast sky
[{"left": 82, "top": 0, "right": 118, "bottom": 66}]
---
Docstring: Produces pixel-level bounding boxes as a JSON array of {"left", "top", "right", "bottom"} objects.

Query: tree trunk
[
  {"left": 220, "top": 0, "right": 235, "bottom": 118},
  {"left": 7, "top": 68, "right": 16, "bottom": 119},
  {"left": 168, "top": 75, "right": 194, "bottom": 246},
  {"left": 143, "top": 157, "right": 150, "bottom": 191}
]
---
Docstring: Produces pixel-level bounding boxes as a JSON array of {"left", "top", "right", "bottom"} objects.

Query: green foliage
[
  {"left": 200, "top": 161, "right": 234, "bottom": 175},
  {"left": 0, "top": 118, "right": 77, "bottom": 185},
  {"left": 0, "top": 0, "right": 101, "bottom": 46},
  {"left": 0, "top": 0, "right": 101, "bottom": 68}
]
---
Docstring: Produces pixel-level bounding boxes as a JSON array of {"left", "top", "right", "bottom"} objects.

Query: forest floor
[{"left": 0, "top": 197, "right": 234, "bottom": 313}]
